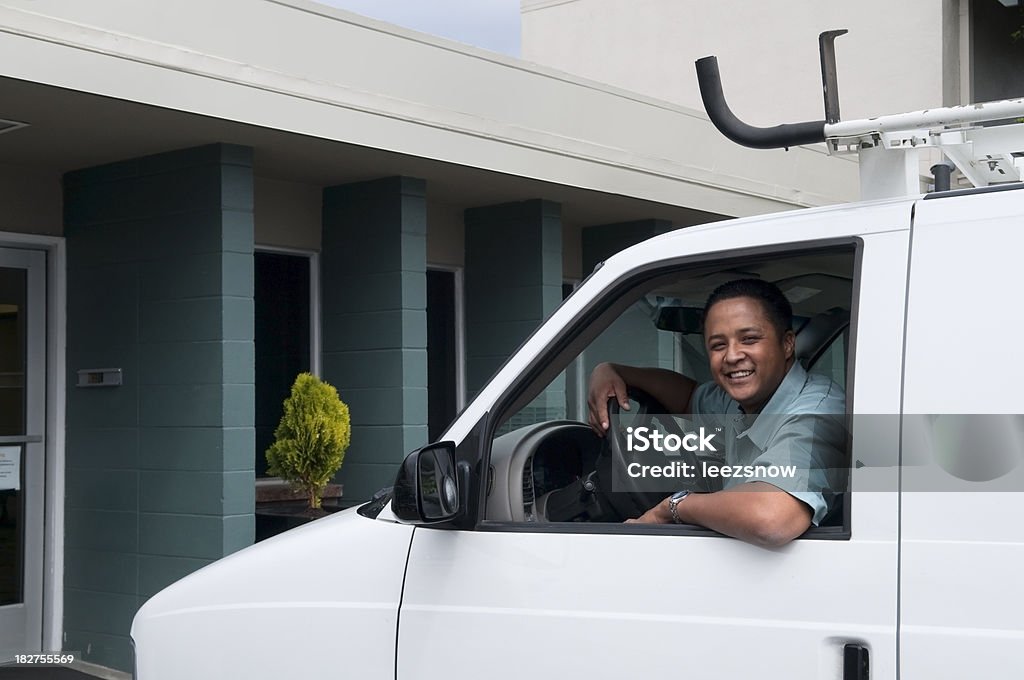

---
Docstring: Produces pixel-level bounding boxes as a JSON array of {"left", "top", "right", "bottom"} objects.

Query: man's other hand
[{"left": 624, "top": 497, "right": 673, "bottom": 524}]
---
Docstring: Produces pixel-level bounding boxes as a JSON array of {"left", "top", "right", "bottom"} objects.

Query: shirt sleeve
[{"left": 744, "top": 412, "right": 848, "bottom": 526}]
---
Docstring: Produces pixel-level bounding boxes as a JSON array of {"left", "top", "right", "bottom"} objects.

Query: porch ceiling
[{"left": 0, "top": 76, "right": 723, "bottom": 230}]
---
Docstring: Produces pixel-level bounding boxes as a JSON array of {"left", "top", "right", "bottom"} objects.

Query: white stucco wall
[
  {"left": 0, "top": 164, "right": 62, "bottom": 235},
  {"left": 522, "top": 0, "right": 958, "bottom": 126},
  {"left": 0, "top": 0, "right": 859, "bottom": 218},
  {"left": 562, "top": 221, "right": 583, "bottom": 281},
  {"left": 254, "top": 176, "right": 322, "bottom": 251},
  {"left": 425, "top": 202, "right": 466, "bottom": 269}
]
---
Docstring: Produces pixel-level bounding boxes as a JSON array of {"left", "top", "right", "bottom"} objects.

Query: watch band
[{"left": 668, "top": 490, "right": 690, "bottom": 524}]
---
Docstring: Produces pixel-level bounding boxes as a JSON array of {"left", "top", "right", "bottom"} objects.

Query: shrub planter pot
[{"left": 254, "top": 482, "right": 343, "bottom": 542}]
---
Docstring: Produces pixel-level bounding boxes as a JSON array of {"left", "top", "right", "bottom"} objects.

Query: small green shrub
[{"left": 266, "top": 373, "right": 351, "bottom": 510}]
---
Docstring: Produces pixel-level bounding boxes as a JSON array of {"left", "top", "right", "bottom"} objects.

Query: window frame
[
  {"left": 253, "top": 245, "right": 320, "bottom": 490},
  {"left": 426, "top": 263, "right": 467, "bottom": 414},
  {"left": 253, "top": 245, "right": 321, "bottom": 376},
  {"left": 471, "top": 237, "right": 863, "bottom": 540}
]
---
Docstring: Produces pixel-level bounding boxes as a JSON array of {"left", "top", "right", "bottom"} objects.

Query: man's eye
[{"left": 742, "top": 336, "right": 759, "bottom": 344}]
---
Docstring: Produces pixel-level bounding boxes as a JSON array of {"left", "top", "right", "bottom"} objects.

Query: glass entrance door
[{"left": 0, "top": 247, "right": 45, "bottom": 658}]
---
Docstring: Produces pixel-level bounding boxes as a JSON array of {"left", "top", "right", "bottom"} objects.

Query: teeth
[{"left": 729, "top": 370, "right": 753, "bottom": 378}]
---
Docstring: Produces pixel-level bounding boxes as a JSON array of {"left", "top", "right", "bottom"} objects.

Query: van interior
[{"left": 482, "top": 245, "right": 856, "bottom": 531}]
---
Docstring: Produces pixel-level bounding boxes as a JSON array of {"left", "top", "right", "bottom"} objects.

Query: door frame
[
  {"left": 426, "top": 263, "right": 466, "bottom": 412},
  {"left": 0, "top": 231, "right": 66, "bottom": 654}
]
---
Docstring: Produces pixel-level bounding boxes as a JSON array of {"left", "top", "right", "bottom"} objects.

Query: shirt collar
[{"left": 731, "top": 362, "right": 808, "bottom": 451}]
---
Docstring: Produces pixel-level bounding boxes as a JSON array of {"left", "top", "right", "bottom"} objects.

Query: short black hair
[{"left": 703, "top": 279, "right": 792, "bottom": 338}]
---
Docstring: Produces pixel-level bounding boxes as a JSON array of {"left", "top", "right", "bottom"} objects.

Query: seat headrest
[{"left": 795, "top": 307, "right": 850, "bottom": 369}]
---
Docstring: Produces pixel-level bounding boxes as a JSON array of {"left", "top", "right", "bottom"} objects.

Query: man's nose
[{"left": 724, "top": 341, "right": 745, "bottom": 363}]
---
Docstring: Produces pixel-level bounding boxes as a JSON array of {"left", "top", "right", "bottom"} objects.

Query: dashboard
[{"left": 485, "top": 421, "right": 603, "bottom": 522}]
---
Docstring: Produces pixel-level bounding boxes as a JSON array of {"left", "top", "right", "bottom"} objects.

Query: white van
[{"left": 131, "top": 54, "right": 1024, "bottom": 680}]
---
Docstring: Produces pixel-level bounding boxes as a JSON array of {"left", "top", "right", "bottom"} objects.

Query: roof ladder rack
[{"left": 695, "top": 30, "right": 1024, "bottom": 200}]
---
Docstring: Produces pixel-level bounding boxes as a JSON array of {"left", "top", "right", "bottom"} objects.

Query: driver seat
[{"left": 795, "top": 306, "right": 850, "bottom": 370}]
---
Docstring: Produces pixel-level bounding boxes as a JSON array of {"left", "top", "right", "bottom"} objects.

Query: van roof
[{"left": 601, "top": 193, "right": 919, "bottom": 274}]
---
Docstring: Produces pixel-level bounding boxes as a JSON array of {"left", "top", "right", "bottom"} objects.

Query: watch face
[{"left": 671, "top": 490, "right": 689, "bottom": 502}]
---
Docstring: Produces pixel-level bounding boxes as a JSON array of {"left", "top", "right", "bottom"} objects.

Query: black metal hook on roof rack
[
  {"left": 695, "top": 29, "right": 848, "bottom": 150},
  {"left": 695, "top": 56, "right": 826, "bottom": 150}
]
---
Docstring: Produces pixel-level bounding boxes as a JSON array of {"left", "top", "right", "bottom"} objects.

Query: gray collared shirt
[{"left": 689, "top": 363, "right": 847, "bottom": 525}]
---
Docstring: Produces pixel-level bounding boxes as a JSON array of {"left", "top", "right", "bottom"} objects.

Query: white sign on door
[{"left": 0, "top": 446, "right": 21, "bottom": 490}]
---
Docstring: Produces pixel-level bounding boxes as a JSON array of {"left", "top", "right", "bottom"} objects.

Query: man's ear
[{"left": 783, "top": 329, "right": 796, "bottom": 359}]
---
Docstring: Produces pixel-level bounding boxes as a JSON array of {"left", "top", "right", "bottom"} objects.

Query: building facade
[
  {"left": 0, "top": 0, "right": 856, "bottom": 672},
  {"left": 522, "top": 0, "right": 1024, "bottom": 127}
]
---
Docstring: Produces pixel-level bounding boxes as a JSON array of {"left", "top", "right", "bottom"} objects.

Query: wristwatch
[{"left": 668, "top": 490, "right": 691, "bottom": 524}]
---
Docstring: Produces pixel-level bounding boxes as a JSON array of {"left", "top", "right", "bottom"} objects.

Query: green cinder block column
[
  {"left": 320, "top": 176, "right": 428, "bottom": 503},
  {"left": 581, "top": 219, "right": 673, "bottom": 275},
  {"left": 580, "top": 219, "right": 677, "bottom": 387},
  {"left": 464, "top": 200, "right": 563, "bottom": 429},
  {"left": 63, "top": 143, "right": 255, "bottom": 671}
]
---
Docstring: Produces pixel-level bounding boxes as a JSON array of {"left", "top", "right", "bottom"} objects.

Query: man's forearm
[
  {"left": 644, "top": 483, "right": 813, "bottom": 547},
  {"left": 607, "top": 363, "right": 697, "bottom": 415}
]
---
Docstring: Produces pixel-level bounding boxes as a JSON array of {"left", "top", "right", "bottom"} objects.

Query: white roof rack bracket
[{"left": 858, "top": 145, "right": 920, "bottom": 201}]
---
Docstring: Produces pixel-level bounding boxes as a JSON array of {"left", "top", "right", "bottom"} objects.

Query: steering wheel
[{"left": 593, "top": 387, "right": 697, "bottom": 519}]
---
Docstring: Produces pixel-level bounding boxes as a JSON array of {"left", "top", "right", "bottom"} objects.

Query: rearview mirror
[
  {"left": 392, "top": 442, "right": 461, "bottom": 523},
  {"left": 654, "top": 305, "right": 704, "bottom": 334}
]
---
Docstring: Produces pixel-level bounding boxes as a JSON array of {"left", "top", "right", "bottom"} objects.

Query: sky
[{"left": 315, "top": 0, "right": 522, "bottom": 57}]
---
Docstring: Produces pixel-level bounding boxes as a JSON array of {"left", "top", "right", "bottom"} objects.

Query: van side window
[{"left": 481, "top": 246, "right": 856, "bottom": 538}]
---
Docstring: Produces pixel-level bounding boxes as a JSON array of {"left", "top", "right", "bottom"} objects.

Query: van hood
[{"left": 131, "top": 508, "right": 414, "bottom": 679}]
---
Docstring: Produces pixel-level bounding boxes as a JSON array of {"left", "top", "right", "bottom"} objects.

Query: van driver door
[{"left": 397, "top": 229, "right": 907, "bottom": 680}]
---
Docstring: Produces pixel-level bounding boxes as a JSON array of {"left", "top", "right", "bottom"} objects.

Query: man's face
[{"left": 703, "top": 296, "right": 794, "bottom": 414}]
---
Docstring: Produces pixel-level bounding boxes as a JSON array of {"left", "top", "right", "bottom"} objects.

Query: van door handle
[{"left": 844, "top": 644, "right": 869, "bottom": 680}]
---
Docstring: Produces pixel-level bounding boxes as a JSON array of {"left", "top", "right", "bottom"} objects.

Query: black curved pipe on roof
[{"left": 695, "top": 56, "right": 827, "bottom": 150}]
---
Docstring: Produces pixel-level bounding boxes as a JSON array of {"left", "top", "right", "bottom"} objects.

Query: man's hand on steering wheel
[
  {"left": 595, "top": 386, "right": 693, "bottom": 518},
  {"left": 587, "top": 362, "right": 630, "bottom": 436}
]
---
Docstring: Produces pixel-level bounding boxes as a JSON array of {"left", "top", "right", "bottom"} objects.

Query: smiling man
[{"left": 587, "top": 279, "right": 847, "bottom": 547}]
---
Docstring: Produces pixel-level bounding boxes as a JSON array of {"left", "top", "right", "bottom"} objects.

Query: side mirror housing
[{"left": 392, "top": 442, "right": 462, "bottom": 524}]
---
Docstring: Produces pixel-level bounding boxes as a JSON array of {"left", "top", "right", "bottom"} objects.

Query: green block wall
[
  {"left": 63, "top": 144, "right": 255, "bottom": 671},
  {"left": 580, "top": 219, "right": 673, "bottom": 275},
  {"left": 320, "top": 177, "right": 428, "bottom": 503},
  {"left": 579, "top": 220, "right": 677, "bottom": 408},
  {"left": 465, "top": 200, "right": 564, "bottom": 430}
]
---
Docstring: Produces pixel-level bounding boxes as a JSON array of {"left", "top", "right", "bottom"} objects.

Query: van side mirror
[{"left": 392, "top": 442, "right": 462, "bottom": 523}]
